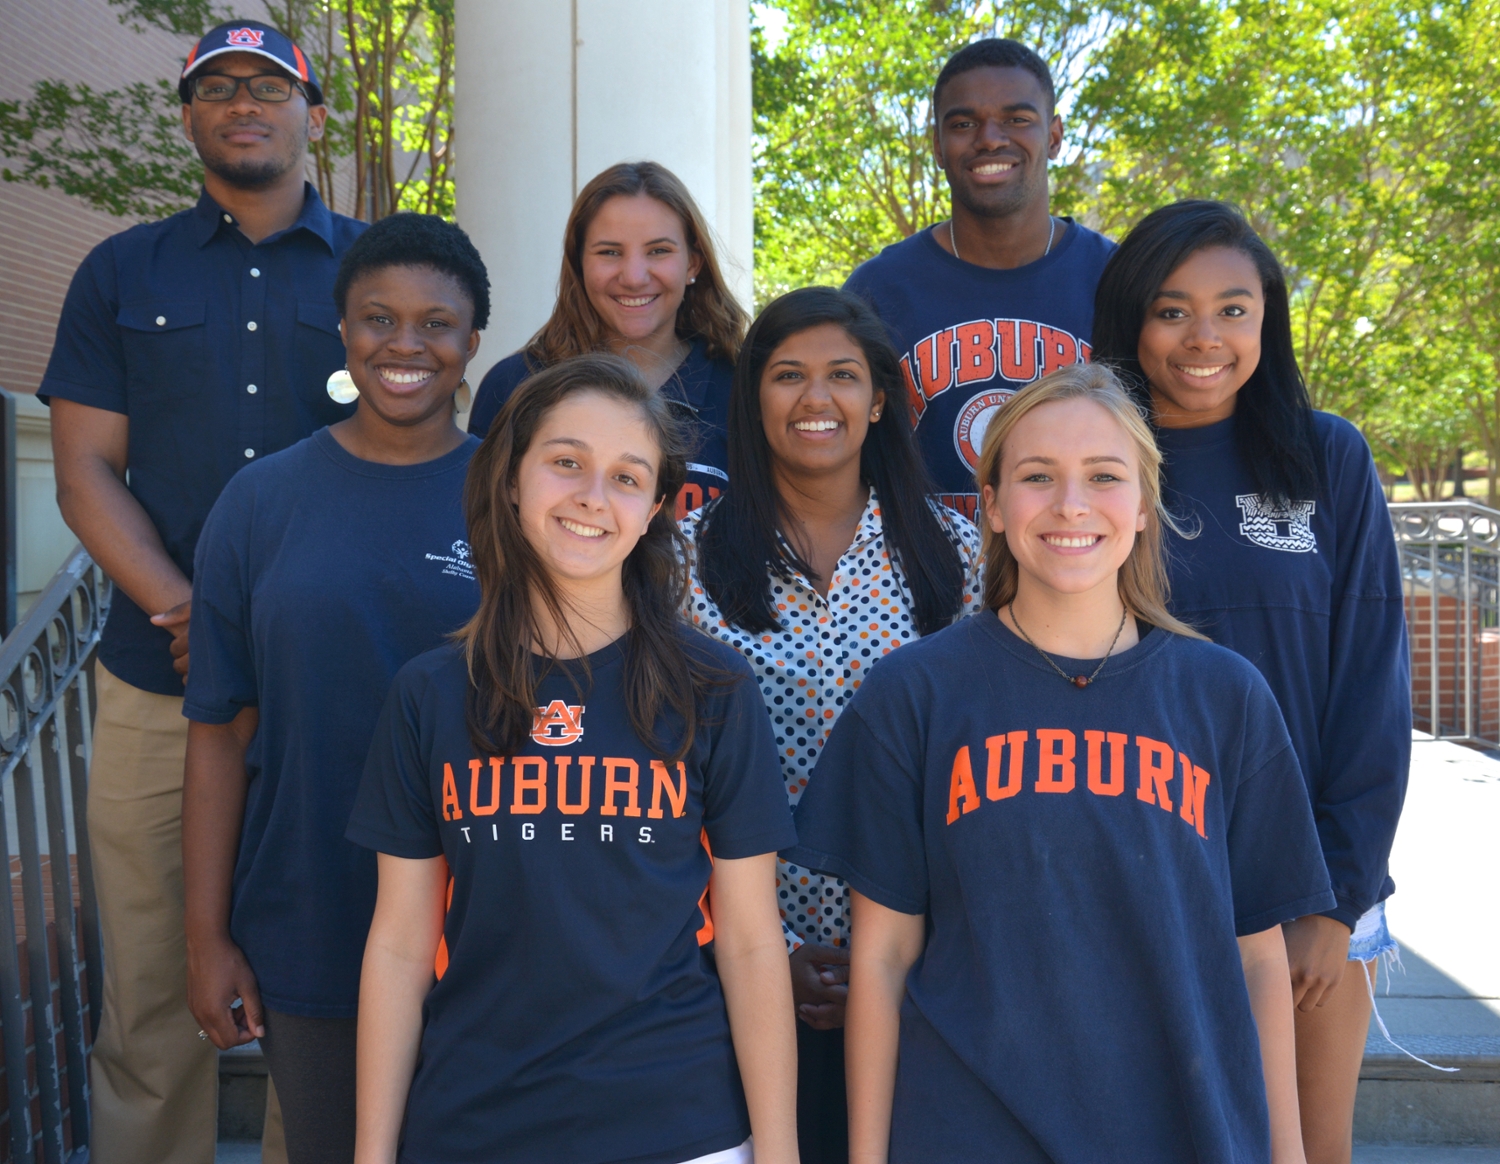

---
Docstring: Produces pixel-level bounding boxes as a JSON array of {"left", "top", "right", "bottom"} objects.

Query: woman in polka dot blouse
[{"left": 682, "top": 286, "right": 983, "bottom": 1163}]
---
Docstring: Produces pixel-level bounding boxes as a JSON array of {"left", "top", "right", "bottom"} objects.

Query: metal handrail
[
  {"left": 0, "top": 546, "right": 110, "bottom": 1164},
  {"left": 1390, "top": 499, "right": 1500, "bottom": 747}
]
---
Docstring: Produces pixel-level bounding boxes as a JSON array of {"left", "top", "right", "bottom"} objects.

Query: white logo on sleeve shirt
[{"left": 1235, "top": 494, "right": 1317, "bottom": 553}]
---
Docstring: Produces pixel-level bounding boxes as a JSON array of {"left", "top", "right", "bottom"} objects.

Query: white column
[{"left": 454, "top": 0, "right": 753, "bottom": 377}]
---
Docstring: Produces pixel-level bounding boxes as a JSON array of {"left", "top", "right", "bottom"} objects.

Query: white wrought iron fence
[{"left": 1390, "top": 500, "right": 1500, "bottom": 749}]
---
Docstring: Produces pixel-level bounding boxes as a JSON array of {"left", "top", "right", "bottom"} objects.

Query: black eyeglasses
[{"left": 190, "top": 73, "right": 304, "bottom": 103}]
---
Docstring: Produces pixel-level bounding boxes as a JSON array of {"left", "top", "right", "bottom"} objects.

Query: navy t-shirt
[
  {"left": 468, "top": 338, "right": 733, "bottom": 520},
  {"left": 1156, "top": 411, "right": 1410, "bottom": 929},
  {"left": 184, "top": 429, "right": 480, "bottom": 1016},
  {"left": 347, "top": 630, "right": 797, "bottom": 1164},
  {"left": 39, "top": 185, "right": 366, "bottom": 694},
  {"left": 786, "top": 611, "right": 1334, "bottom": 1164},
  {"left": 844, "top": 221, "right": 1115, "bottom": 520}
]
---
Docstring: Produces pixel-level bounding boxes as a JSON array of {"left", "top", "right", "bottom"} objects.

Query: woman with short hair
[
  {"left": 468, "top": 161, "right": 748, "bottom": 519},
  {"left": 182, "top": 212, "right": 488, "bottom": 1162}
]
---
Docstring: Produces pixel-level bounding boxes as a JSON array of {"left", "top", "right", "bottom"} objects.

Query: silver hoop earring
[{"left": 326, "top": 367, "right": 358, "bottom": 404}]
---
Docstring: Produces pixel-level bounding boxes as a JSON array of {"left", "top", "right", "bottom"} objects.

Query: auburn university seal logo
[
  {"left": 953, "top": 388, "right": 1016, "bottom": 472},
  {"left": 226, "top": 27, "right": 266, "bottom": 47},
  {"left": 531, "top": 700, "right": 585, "bottom": 746},
  {"left": 1235, "top": 494, "right": 1317, "bottom": 553}
]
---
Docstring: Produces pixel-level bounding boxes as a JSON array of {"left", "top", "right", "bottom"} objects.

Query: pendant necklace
[
  {"left": 1008, "top": 602, "right": 1128, "bottom": 689},
  {"left": 950, "top": 214, "right": 1055, "bottom": 263}
]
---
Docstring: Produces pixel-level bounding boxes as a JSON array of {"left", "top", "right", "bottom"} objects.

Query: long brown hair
[
  {"left": 974, "top": 362, "right": 1206, "bottom": 640},
  {"left": 526, "top": 161, "right": 749, "bottom": 367},
  {"left": 460, "top": 354, "right": 718, "bottom": 760}
]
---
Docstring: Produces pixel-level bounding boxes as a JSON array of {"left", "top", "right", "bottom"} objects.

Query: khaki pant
[{"left": 88, "top": 662, "right": 286, "bottom": 1163}]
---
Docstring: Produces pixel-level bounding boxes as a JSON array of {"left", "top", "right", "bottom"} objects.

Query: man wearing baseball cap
[{"left": 40, "top": 20, "right": 364, "bottom": 1162}]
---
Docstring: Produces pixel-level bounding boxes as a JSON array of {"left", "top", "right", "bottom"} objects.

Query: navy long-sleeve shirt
[{"left": 1155, "top": 410, "right": 1409, "bottom": 930}]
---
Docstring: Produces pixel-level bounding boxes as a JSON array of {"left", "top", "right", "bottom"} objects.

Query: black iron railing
[{"left": 0, "top": 546, "right": 109, "bottom": 1163}]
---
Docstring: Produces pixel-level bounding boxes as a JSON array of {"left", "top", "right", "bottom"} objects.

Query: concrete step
[
  {"left": 1353, "top": 736, "right": 1500, "bottom": 1148},
  {"left": 218, "top": 1043, "right": 268, "bottom": 1142},
  {"left": 1354, "top": 1148, "right": 1500, "bottom": 1162}
]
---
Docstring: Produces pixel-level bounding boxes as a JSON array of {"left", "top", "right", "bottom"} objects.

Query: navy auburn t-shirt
[
  {"left": 469, "top": 338, "right": 733, "bottom": 520},
  {"left": 1156, "top": 411, "right": 1410, "bottom": 930},
  {"left": 844, "top": 221, "right": 1115, "bottom": 520},
  {"left": 786, "top": 610, "right": 1334, "bottom": 1164},
  {"left": 347, "top": 630, "right": 797, "bottom": 1164},
  {"left": 184, "top": 428, "right": 480, "bottom": 1016}
]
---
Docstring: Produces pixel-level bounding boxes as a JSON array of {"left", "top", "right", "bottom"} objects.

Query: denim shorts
[{"left": 1347, "top": 900, "right": 1399, "bottom": 963}]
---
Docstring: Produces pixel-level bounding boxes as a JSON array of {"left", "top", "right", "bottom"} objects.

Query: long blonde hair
[
  {"left": 526, "top": 162, "right": 748, "bottom": 367},
  {"left": 974, "top": 362, "right": 1205, "bottom": 640}
]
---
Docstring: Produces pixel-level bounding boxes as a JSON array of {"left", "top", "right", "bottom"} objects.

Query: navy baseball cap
[{"left": 179, "top": 20, "right": 324, "bottom": 106}]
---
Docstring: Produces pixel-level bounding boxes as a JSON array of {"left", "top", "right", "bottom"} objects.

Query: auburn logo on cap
[
  {"left": 226, "top": 27, "right": 266, "bottom": 47},
  {"left": 531, "top": 701, "right": 585, "bottom": 746}
]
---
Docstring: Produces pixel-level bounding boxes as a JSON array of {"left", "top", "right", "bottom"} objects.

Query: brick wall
[{"left": 1406, "top": 590, "right": 1500, "bottom": 743}]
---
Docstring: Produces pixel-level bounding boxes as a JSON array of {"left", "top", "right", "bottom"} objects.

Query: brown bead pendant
[{"left": 1073, "top": 675, "right": 1089, "bottom": 689}]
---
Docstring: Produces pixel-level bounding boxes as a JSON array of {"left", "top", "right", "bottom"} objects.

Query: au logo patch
[
  {"left": 953, "top": 388, "right": 1016, "bottom": 472},
  {"left": 226, "top": 27, "right": 266, "bottom": 47},
  {"left": 531, "top": 700, "right": 585, "bottom": 746},
  {"left": 1235, "top": 493, "right": 1317, "bottom": 553}
]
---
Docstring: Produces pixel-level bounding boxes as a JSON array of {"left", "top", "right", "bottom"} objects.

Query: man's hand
[
  {"left": 790, "top": 940, "right": 850, "bottom": 1030},
  {"left": 151, "top": 599, "right": 191, "bottom": 681},
  {"left": 186, "top": 932, "right": 265, "bottom": 1049},
  {"left": 1283, "top": 913, "right": 1352, "bottom": 1011}
]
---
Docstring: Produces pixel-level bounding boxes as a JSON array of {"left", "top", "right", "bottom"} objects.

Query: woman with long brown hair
[
  {"left": 468, "top": 161, "right": 748, "bottom": 520},
  {"left": 349, "top": 355, "right": 800, "bottom": 1164},
  {"left": 787, "top": 363, "right": 1331, "bottom": 1164}
]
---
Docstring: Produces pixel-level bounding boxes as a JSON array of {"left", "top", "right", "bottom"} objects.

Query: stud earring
[
  {"left": 871, "top": 409, "right": 882, "bottom": 421},
  {"left": 454, "top": 377, "right": 472, "bottom": 414},
  {"left": 326, "top": 367, "right": 358, "bottom": 404},
  {"left": 688, "top": 277, "right": 696, "bottom": 284}
]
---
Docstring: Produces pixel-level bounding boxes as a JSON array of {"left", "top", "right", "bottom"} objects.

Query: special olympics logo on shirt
[
  {"left": 531, "top": 700, "right": 585, "bottom": 746},
  {"left": 225, "top": 27, "right": 266, "bottom": 46},
  {"left": 1235, "top": 494, "right": 1318, "bottom": 553},
  {"left": 953, "top": 388, "right": 1017, "bottom": 472},
  {"left": 452, "top": 540, "right": 470, "bottom": 562}
]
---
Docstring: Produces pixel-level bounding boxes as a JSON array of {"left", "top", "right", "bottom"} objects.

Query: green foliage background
[
  {"left": 754, "top": 0, "right": 1500, "bottom": 498},
  {"left": 3, "top": 0, "right": 1496, "bottom": 494}
]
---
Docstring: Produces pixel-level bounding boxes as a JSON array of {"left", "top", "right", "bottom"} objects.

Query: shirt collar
[
  {"left": 190, "top": 182, "right": 337, "bottom": 252},
  {"left": 851, "top": 487, "right": 885, "bottom": 549}
]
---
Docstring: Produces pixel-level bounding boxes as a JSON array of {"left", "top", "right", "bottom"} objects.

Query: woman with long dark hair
[
  {"left": 1091, "top": 199, "right": 1410, "bottom": 1164},
  {"left": 685, "top": 287, "right": 981, "bottom": 1162},
  {"left": 468, "top": 161, "right": 748, "bottom": 519},
  {"left": 349, "top": 356, "right": 800, "bottom": 1164}
]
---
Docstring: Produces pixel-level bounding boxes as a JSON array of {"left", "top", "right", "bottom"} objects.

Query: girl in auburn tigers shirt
[
  {"left": 786, "top": 363, "right": 1333, "bottom": 1164},
  {"left": 348, "top": 355, "right": 799, "bottom": 1164}
]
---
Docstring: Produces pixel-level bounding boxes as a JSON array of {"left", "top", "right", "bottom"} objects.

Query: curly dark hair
[{"left": 333, "top": 212, "right": 491, "bottom": 330}]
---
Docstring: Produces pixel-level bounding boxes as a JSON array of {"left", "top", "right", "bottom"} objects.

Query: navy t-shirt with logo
[
  {"left": 843, "top": 221, "right": 1115, "bottom": 520},
  {"left": 347, "top": 630, "right": 797, "bottom": 1164},
  {"left": 184, "top": 428, "right": 480, "bottom": 1016},
  {"left": 1156, "top": 410, "right": 1410, "bottom": 930},
  {"left": 785, "top": 610, "right": 1334, "bottom": 1164}
]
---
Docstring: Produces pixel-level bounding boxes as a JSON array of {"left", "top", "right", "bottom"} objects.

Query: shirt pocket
[
  {"left": 117, "top": 301, "right": 208, "bottom": 406},
  {"left": 294, "top": 299, "right": 349, "bottom": 411}
]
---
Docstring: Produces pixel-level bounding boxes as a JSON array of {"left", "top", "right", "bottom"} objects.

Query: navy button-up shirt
[{"left": 40, "top": 184, "right": 367, "bottom": 695}]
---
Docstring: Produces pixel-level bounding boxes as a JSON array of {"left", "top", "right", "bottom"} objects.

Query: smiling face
[
  {"left": 933, "top": 65, "right": 1062, "bottom": 220},
  {"left": 580, "top": 194, "right": 702, "bottom": 348},
  {"left": 182, "top": 51, "right": 325, "bottom": 188},
  {"left": 1138, "top": 246, "right": 1265, "bottom": 428},
  {"left": 759, "top": 323, "right": 885, "bottom": 487},
  {"left": 341, "top": 264, "right": 478, "bottom": 428},
  {"left": 983, "top": 397, "right": 1147, "bottom": 600},
  {"left": 512, "top": 392, "right": 665, "bottom": 588}
]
